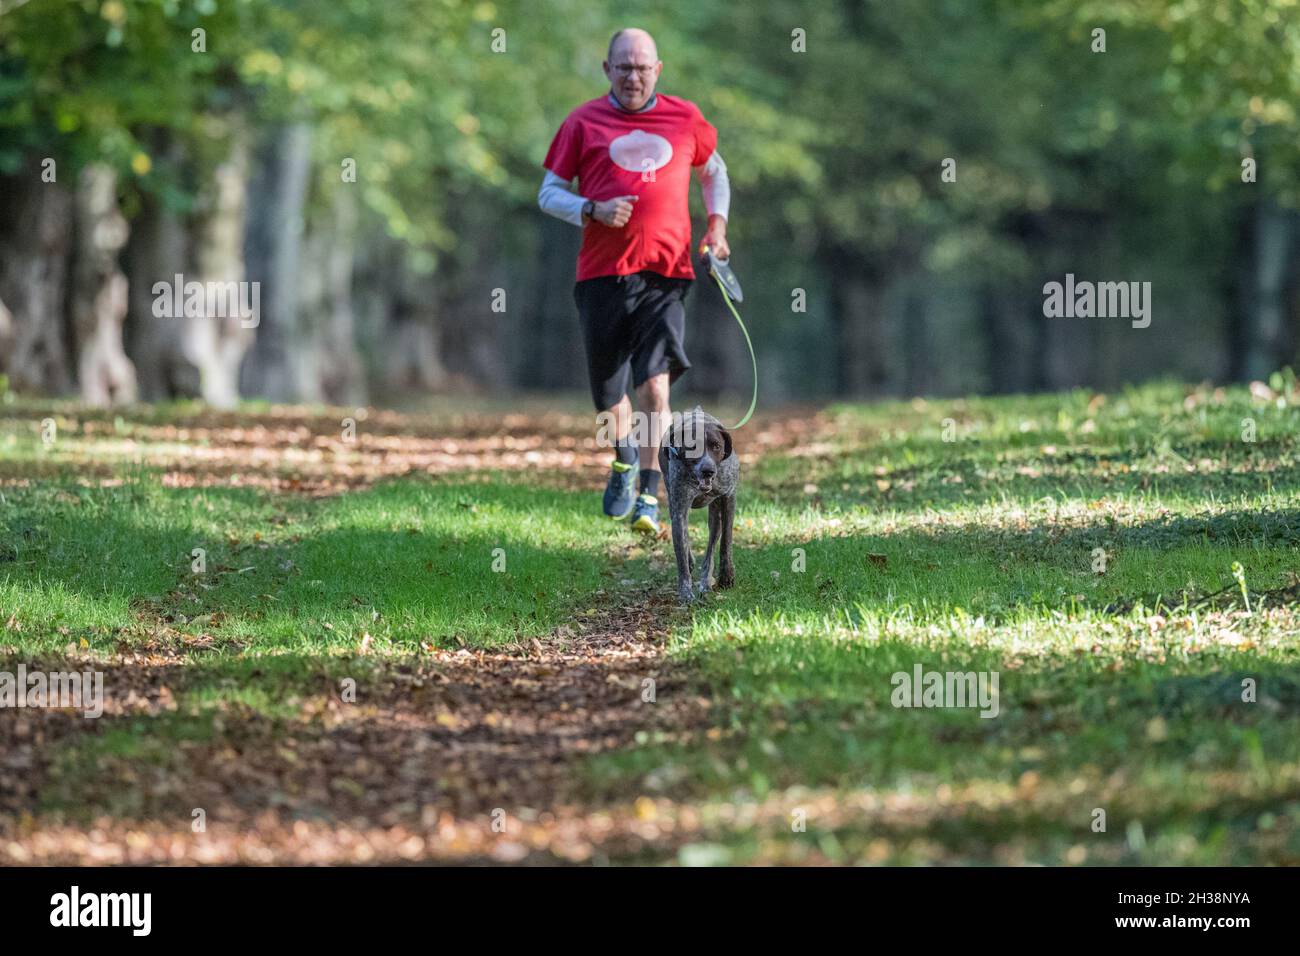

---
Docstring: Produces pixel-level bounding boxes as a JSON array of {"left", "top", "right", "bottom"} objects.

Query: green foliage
[
  {"left": 1037, "top": 0, "right": 1300, "bottom": 201},
  {"left": 2, "top": 0, "right": 1298, "bottom": 395},
  {"left": 4, "top": 1, "right": 1298, "bottom": 266}
]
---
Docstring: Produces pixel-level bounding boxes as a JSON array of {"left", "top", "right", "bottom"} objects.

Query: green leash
[{"left": 702, "top": 246, "right": 757, "bottom": 430}]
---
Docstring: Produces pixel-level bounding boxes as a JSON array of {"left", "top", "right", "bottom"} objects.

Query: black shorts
[{"left": 573, "top": 271, "right": 693, "bottom": 412}]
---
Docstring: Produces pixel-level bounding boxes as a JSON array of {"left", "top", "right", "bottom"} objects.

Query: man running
[{"left": 538, "top": 27, "right": 731, "bottom": 534}]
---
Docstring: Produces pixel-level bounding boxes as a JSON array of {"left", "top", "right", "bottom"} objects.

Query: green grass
[
  {"left": 3, "top": 378, "right": 1300, "bottom": 863},
  {"left": 1, "top": 475, "right": 628, "bottom": 653},
  {"left": 587, "top": 379, "right": 1300, "bottom": 864}
]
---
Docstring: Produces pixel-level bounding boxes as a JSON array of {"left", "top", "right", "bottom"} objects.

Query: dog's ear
[{"left": 719, "top": 427, "right": 734, "bottom": 461}]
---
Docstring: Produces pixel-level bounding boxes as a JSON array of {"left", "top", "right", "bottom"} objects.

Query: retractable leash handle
[{"left": 701, "top": 244, "right": 758, "bottom": 430}]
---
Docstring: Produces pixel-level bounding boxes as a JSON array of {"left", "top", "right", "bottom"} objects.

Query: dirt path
[
  {"left": 2, "top": 595, "right": 717, "bottom": 863},
  {"left": 1, "top": 405, "right": 837, "bottom": 863},
  {"left": 3, "top": 402, "right": 832, "bottom": 495}
]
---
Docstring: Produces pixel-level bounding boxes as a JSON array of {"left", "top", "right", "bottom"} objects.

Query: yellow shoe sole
[{"left": 631, "top": 514, "right": 659, "bottom": 534}]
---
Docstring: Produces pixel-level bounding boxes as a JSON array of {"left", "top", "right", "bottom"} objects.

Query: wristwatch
[{"left": 582, "top": 199, "right": 595, "bottom": 222}]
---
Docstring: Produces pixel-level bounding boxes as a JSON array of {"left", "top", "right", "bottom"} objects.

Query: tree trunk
[
  {"left": 1285, "top": 210, "right": 1300, "bottom": 370},
  {"left": 1242, "top": 197, "right": 1293, "bottom": 380},
  {"left": 123, "top": 134, "right": 196, "bottom": 400},
  {"left": 69, "top": 163, "right": 138, "bottom": 405},
  {"left": 828, "top": 252, "right": 889, "bottom": 397},
  {"left": 387, "top": 248, "right": 449, "bottom": 394},
  {"left": 520, "top": 212, "right": 583, "bottom": 389},
  {"left": 182, "top": 114, "right": 255, "bottom": 409},
  {"left": 0, "top": 296, "right": 10, "bottom": 363},
  {"left": 240, "top": 122, "right": 313, "bottom": 402},
  {"left": 349, "top": 230, "right": 447, "bottom": 402},
  {"left": 1223, "top": 200, "right": 1254, "bottom": 382},
  {"left": 979, "top": 286, "right": 1017, "bottom": 394},
  {"left": 1039, "top": 293, "right": 1092, "bottom": 392},
  {"left": 687, "top": 268, "right": 746, "bottom": 406},
  {"left": 298, "top": 187, "right": 366, "bottom": 406},
  {"left": 439, "top": 196, "right": 511, "bottom": 391},
  {"left": 902, "top": 286, "right": 930, "bottom": 395},
  {"left": 0, "top": 165, "right": 74, "bottom": 395}
]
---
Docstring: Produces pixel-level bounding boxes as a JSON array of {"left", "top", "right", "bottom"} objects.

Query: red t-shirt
[{"left": 543, "top": 93, "right": 718, "bottom": 282}]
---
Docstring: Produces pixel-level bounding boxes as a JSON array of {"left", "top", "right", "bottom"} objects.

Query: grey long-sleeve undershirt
[{"left": 537, "top": 149, "right": 731, "bottom": 227}]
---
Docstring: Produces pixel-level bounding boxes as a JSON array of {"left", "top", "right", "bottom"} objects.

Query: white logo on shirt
[{"left": 608, "top": 129, "right": 673, "bottom": 173}]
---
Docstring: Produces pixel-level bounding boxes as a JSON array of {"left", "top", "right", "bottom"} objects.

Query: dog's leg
[
  {"left": 669, "top": 488, "right": 695, "bottom": 604},
  {"left": 716, "top": 494, "right": 736, "bottom": 589},
  {"left": 699, "top": 499, "right": 721, "bottom": 593},
  {"left": 675, "top": 512, "right": 693, "bottom": 574}
]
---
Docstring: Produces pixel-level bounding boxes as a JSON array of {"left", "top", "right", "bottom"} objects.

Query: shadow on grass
[
  {"left": 585, "top": 633, "right": 1300, "bottom": 863},
  {"left": 0, "top": 476, "right": 640, "bottom": 649},
  {"left": 684, "top": 507, "right": 1300, "bottom": 631},
  {"left": 755, "top": 436, "right": 1300, "bottom": 512}
]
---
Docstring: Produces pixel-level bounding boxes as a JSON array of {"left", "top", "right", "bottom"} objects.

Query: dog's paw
[
  {"left": 717, "top": 566, "right": 735, "bottom": 590},
  {"left": 676, "top": 582, "right": 696, "bottom": 605},
  {"left": 696, "top": 573, "right": 712, "bottom": 594}
]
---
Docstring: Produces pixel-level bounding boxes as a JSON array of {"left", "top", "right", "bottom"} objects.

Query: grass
[
  {"left": 594, "top": 380, "right": 1300, "bottom": 864},
  {"left": 0, "top": 476, "right": 624, "bottom": 653},
  {"left": 2, "top": 378, "right": 1299, "bottom": 863}
]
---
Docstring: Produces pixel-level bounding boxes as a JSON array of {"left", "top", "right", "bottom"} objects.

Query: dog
[{"left": 659, "top": 406, "right": 739, "bottom": 604}]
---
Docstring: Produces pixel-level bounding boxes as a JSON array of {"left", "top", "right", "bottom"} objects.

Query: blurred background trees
[{"left": 1, "top": 0, "right": 1297, "bottom": 408}]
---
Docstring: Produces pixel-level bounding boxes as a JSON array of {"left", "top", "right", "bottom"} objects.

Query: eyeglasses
[{"left": 611, "top": 63, "right": 656, "bottom": 78}]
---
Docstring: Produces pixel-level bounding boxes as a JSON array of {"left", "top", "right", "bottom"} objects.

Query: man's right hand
[{"left": 591, "top": 195, "right": 637, "bottom": 227}]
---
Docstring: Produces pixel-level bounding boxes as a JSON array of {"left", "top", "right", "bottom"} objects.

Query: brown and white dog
[{"left": 659, "top": 407, "right": 739, "bottom": 604}]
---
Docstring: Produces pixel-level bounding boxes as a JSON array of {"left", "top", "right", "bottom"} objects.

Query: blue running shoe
[
  {"left": 603, "top": 457, "right": 638, "bottom": 518},
  {"left": 630, "top": 493, "right": 660, "bottom": 534}
]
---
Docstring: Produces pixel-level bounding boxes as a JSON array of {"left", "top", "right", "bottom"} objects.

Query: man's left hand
[{"left": 700, "top": 215, "right": 729, "bottom": 259}]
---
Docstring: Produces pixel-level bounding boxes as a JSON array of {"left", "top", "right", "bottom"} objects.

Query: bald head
[
  {"left": 608, "top": 28, "right": 657, "bottom": 61},
  {"left": 604, "top": 27, "right": 662, "bottom": 112}
]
